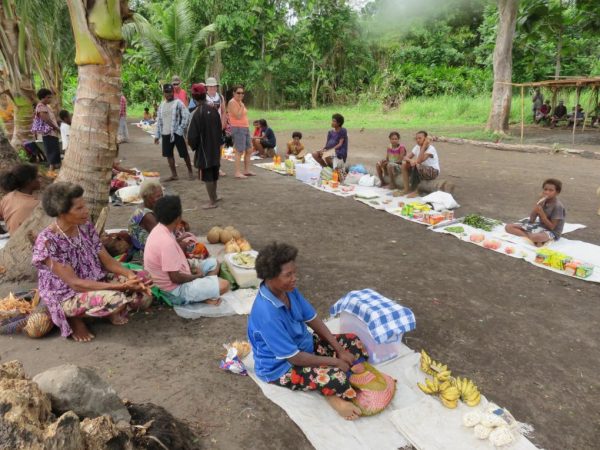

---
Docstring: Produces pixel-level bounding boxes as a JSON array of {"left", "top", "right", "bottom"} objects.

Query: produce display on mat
[
  {"left": 463, "top": 404, "right": 528, "bottom": 446},
  {"left": 462, "top": 214, "right": 501, "bottom": 232},
  {"left": 535, "top": 248, "right": 594, "bottom": 278},
  {"left": 444, "top": 225, "right": 465, "bottom": 234},
  {"left": 418, "top": 350, "right": 481, "bottom": 409},
  {"left": 206, "top": 225, "right": 252, "bottom": 254},
  {"left": 231, "top": 252, "right": 257, "bottom": 269}
]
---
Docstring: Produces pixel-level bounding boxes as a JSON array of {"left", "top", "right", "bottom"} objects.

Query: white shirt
[
  {"left": 206, "top": 93, "right": 222, "bottom": 117},
  {"left": 161, "top": 101, "right": 176, "bottom": 136},
  {"left": 411, "top": 144, "right": 440, "bottom": 173},
  {"left": 60, "top": 122, "right": 70, "bottom": 150}
]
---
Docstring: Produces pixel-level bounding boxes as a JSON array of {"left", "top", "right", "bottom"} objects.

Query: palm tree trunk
[
  {"left": 11, "top": 91, "right": 35, "bottom": 147},
  {"left": 486, "top": 0, "right": 519, "bottom": 134},
  {"left": 0, "top": 127, "right": 18, "bottom": 171}
]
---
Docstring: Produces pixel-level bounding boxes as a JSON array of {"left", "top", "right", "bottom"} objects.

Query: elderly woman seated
[
  {"left": 32, "top": 182, "right": 153, "bottom": 342},
  {"left": 144, "top": 195, "right": 229, "bottom": 305},
  {"left": 248, "top": 242, "right": 368, "bottom": 420},
  {"left": 128, "top": 181, "right": 163, "bottom": 261}
]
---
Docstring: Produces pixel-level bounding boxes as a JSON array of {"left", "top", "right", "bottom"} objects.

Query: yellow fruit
[
  {"left": 440, "top": 386, "right": 460, "bottom": 402},
  {"left": 465, "top": 393, "right": 481, "bottom": 407},
  {"left": 220, "top": 229, "right": 233, "bottom": 244},
  {"left": 436, "top": 370, "right": 452, "bottom": 382},
  {"left": 207, "top": 227, "right": 221, "bottom": 244},
  {"left": 440, "top": 397, "right": 458, "bottom": 409},
  {"left": 417, "top": 382, "right": 432, "bottom": 395},
  {"left": 237, "top": 239, "right": 252, "bottom": 252},
  {"left": 438, "top": 381, "right": 451, "bottom": 391},
  {"left": 225, "top": 239, "right": 240, "bottom": 254}
]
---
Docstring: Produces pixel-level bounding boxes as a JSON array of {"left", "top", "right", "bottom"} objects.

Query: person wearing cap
[
  {"left": 154, "top": 83, "right": 194, "bottom": 181},
  {"left": 187, "top": 83, "right": 223, "bottom": 209},
  {"left": 171, "top": 75, "right": 189, "bottom": 107},
  {"left": 227, "top": 84, "right": 255, "bottom": 178}
]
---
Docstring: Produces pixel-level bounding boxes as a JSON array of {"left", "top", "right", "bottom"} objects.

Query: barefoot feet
[
  {"left": 326, "top": 395, "right": 361, "bottom": 420},
  {"left": 68, "top": 317, "right": 95, "bottom": 342}
]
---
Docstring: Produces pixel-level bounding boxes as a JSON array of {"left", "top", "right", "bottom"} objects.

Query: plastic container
[
  {"left": 115, "top": 185, "right": 142, "bottom": 203},
  {"left": 295, "top": 164, "right": 322, "bottom": 183},
  {"left": 224, "top": 254, "right": 260, "bottom": 288},
  {"left": 339, "top": 311, "right": 404, "bottom": 364}
]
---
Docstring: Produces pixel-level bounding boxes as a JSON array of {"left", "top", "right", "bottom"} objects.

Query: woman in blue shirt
[
  {"left": 248, "top": 242, "right": 368, "bottom": 420},
  {"left": 312, "top": 113, "right": 348, "bottom": 168},
  {"left": 251, "top": 118, "right": 277, "bottom": 158}
]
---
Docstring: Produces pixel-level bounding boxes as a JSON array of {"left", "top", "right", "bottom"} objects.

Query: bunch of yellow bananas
[
  {"left": 420, "top": 350, "right": 451, "bottom": 381},
  {"left": 455, "top": 377, "right": 481, "bottom": 407},
  {"left": 417, "top": 378, "right": 460, "bottom": 408}
]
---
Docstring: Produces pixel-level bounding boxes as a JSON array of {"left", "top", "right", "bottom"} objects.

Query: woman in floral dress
[
  {"left": 32, "top": 182, "right": 153, "bottom": 342},
  {"left": 247, "top": 242, "right": 368, "bottom": 420}
]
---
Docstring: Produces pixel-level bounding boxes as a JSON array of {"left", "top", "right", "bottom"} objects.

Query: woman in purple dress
[
  {"left": 32, "top": 182, "right": 153, "bottom": 342},
  {"left": 312, "top": 113, "right": 348, "bottom": 168}
]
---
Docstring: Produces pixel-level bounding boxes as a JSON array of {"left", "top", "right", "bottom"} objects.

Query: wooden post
[
  {"left": 572, "top": 87, "right": 580, "bottom": 145},
  {"left": 520, "top": 86, "right": 525, "bottom": 144}
]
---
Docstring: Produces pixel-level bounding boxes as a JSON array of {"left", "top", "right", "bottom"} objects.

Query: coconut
[
  {"left": 220, "top": 229, "right": 233, "bottom": 244},
  {"left": 224, "top": 226, "right": 235, "bottom": 232},
  {"left": 207, "top": 227, "right": 221, "bottom": 244},
  {"left": 230, "top": 228, "right": 242, "bottom": 240}
]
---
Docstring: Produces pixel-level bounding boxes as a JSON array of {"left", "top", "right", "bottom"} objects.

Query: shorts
[
  {"left": 170, "top": 258, "right": 220, "bottom": 305},
  {"left": 515, "top": 220, "right": 558, "bottom": 241},
  {"left": 42, "top": 135, "right": 61, "bottom": 165},
  {"left": 201, "top": 166, "right": 220, "bottom": 183},
  {"left": 231, "top": 127, "right": 251, "bottom": 152},
  {"left": 410, "top": 164, "right": 439, "bottom": 186},
  {"left": 161, "top": 134, "right": 189, "bottom": 158},
  {"left": 378, "top": 160, "right": 401, "bottom": 174}
]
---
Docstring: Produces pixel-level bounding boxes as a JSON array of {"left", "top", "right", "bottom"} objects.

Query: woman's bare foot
[
  {"left": 219, "top": 170, "right": 226, "bottom": 177},
  {"left": 326, "top": 395, "right": 361, "bottom": 420},
  {"left": 204, "top": 298, "right": 222, "bottom": 306},
  {"left": 68, "top": 317, "right": 95, "bottom": 342},
  {"left": 109, "top": 310, "right": 129, "bottom": 325},
  {"left": 202, "top": 202, "right": 218, "bottom": 209},
  {"left": 406, "top": 190, "right": 419, "bottom": 198},
  {"left": 244, "top": 172, "right": 256, "bottom": 176},
  {"left": 235, "top": 173, "right": 247, "bottom": 179}
]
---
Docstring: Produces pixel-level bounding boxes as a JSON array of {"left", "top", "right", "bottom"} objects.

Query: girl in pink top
[{"left": 227, "top": 85, "right": 255, "bottom": 178}]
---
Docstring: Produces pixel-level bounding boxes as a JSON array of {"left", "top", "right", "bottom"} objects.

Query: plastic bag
[
  {"left": 219, "top": 347, "right": 248, "bottom": 376},
  {"left": 358, "top": 174, "right": 377, "bottom": 187}
]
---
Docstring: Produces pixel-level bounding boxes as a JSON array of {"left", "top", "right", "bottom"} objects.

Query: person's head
[
  {"left": 331, "top": 113, "right": 344, "bottom": 128},
  {"left": 292, "top": 131, "right": 302, "bottom": 142},
  {"left": 415, "top": 130, "right": 428, "bottom": 146},
  {"left": 253, "top": 119, "right": 260, "bottom": 128},
  {"left": 144, "top": 107, "right": 150, "bottom": 113},
  {"left": 389, "top": 131, "right": 400, "bottom": 146},
  {"left": 233, "top": 85, "right": 245, "bottom": 100},
  {"left": 0, "top": 164, "right": 40, "bottom": 193},
  {"left": 37, "top": 88, "right": 53, "bottom": 104},
  {"left": 191, "top": 83, "right": 207, "bottom": 102},
  {"left": 42, "top": 182, "right": 87, "bottom": 225},
  {"left": 171, "top": 75, "right": 182, "bottom": 90},
  {"left": 205, "top": 77, "right": 218, "bottom": 95},
  {"left": 139, "top": 180, "right": 163, "bottom": 209},
  {"left": 256, "top": 242, "right": 298, "bottom": 292},
  {"left": 58, "top": 110, "right": 71, "bottom": 124},
  {"left": 162, "top": 83, "right": 174, "bottom": 101},
  {"left": 154, "top": 195, "right": 182, "bottom": 227},
  {"left": 559, "top": 100, "right": 564, "bottom": 105},
  {"left": 542, "top": 178, "right": 562, "bottom": 199},
  {"left": 259, "top": 119, "right": 268, "bottom": 128}
]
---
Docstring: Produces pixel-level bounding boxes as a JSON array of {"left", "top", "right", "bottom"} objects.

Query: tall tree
[
  {"left": 0, "top": 0, "right": 128, "bottom": 281},
  {"left": 486, "top": 0, "right": 519, "bottom": 134},
  {"left": 0, "top": 0, "right": 36, "bottom": 148}
]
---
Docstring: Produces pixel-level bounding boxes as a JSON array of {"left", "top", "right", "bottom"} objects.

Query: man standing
[
  {"left": 205, "top": 77, "right": 227, "bottom": 177},
  {"left": 531, "top": 88, "right": 543, "bottom": 121},
  {"left": 187, "top": 83, "right": 223, "bottom": 209},
  {"left": 154, "top": 84, "right": 194, "bottom": 181},
  {"left": 118, "top": 95, "right": 129, "bottom": 143},
  {"left": 171, "top": 75, "right": 188, "bottom": 107}
]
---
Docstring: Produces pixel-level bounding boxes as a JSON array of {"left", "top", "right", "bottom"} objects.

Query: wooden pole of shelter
[
  {"left": 520, "top": 86, "right": 525, "bottom": 144},
  {"left": 583, "top": 87, "right": 595, "bottom": 132},
  {"left": 572, "top": 87, "right": 580, "bottom": 145}
]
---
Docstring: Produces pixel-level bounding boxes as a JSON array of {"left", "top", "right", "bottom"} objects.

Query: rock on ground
[{"left": 33, "top": 364, "right": 131, "bottom": 423}]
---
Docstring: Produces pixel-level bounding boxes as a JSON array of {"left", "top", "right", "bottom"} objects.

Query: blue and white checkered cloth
[{"left": 329, "top": 289, "right": 416, "bottom": 344}]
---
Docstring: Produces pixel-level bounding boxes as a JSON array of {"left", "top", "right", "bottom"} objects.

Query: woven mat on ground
[
  {"left": 173, "top": 288, "right": 257, "bottom": 318},
  {"left": 245, "top": 317, "right": 538, "bottom": 450},
  {"left": 432, "top": 220, "right": 600, "bottom": 283}
]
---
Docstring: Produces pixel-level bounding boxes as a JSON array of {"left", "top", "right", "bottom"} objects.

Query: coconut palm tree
[{"left": 125, "top": 0, "right": 227, "bottom": 85}]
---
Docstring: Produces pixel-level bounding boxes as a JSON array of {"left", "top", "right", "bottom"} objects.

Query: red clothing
[{"left": 173, "top": 88, "right": 188, "bottom": 107}]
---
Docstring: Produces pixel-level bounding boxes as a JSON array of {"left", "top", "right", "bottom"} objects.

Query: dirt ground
[{"left": 2, "top": 124, "right": 600, "bottom": 450}]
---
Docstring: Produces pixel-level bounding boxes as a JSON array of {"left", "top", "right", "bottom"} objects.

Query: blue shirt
[
  {"left": 325, "top": 127, "right": 348, "bottom": 162},
  {"left": 248, "top": 283, "right": 317, "bottom": 382}
]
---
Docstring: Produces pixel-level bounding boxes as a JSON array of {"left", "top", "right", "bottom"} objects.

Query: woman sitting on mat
[
  {"left": 128, "top": 180, "right": 163, "bottom": 261},
  {"left": 248, "top": 242, "right": 368, "bottom": 420},
  {"left": 32, "top": 182, "right": 153, "bottom": 342}
]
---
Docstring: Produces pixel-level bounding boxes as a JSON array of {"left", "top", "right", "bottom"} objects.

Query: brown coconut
[
  {"left": 207, "top": 227, "right": 221, "bottom": 244},
  {"left": 219, "top": 229, "right": 233, "bottom": 244},
  {"left": 230, "top": 228, "right": 242, "bottom": 240}
]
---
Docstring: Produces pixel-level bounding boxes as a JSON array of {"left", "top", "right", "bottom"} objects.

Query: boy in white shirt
[
  {"left": 401, "top": 130, "right": 440, "bottom": 197},
  {"left": 59, "top": 110, "right": 71, "bottom": 152}
]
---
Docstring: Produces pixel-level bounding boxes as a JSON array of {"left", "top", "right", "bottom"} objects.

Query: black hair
[
  {"left": 253, "top": 119, "right": 260, "bottom": 125},
  {"left": 58, "top": 110, "right": 70, "bottom": 121},
  {"left": 543, "top": 178, "right": 562, "bottom": 193},
  {"left": 42, "top": 182, "right": 84, "bottom": 217},
  {"left": 192, "top": 92, "right": 207, "bottom": 102},
  {"left": 0, "top": 164, "right": 38, "bottom": 192},
  {"left": 37, "top": 88, "right": 52, "bottom": 100},
  {"left": 389, "top": 131, "right": 400, "bottom": 139},
  {"left": 332, "top": 113, "right": 344, "bottom": 127},
  {"left": 417, "top": 130, "right": 428, "bottom": 137},
  {"left": 255, "top": 242, "right": 298, "bottom": 280},
  {"left": 292, "top": 131, "right": 302, "bottom": 139},
  {"left": 259, "top": 119, "right": 268, "bottom": 127},
  {"left": 154, "top": 195, "right": 182, "bottom": 225},
  {"left": 144, "top": 107, "right": 150, "bottom": 112}
]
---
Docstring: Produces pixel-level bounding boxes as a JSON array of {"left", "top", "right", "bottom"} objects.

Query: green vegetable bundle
[
  {"left": 444, "top": 226, "right": 465, "bottom": 233},
  {"left": 462, "top": 214, "right": 499, "bottom": 232}
]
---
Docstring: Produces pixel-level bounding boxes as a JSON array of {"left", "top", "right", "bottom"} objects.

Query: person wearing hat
[
  {"left": 171, "top": 75, "right": 189, "bottom": 107},
  {"left": 187, "top": 83, "right": 223, "bottom": 209},
  {"left": 205, "top": 77, "right": 227, "bottom": 129},
  {"left": 154, "top": 83, "right": 194, "bottom": 181}
]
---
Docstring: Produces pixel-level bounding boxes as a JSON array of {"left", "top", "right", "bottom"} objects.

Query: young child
[
  {"left": 376, "top": 131, "right": 406, "bottom": 189},
  {"left": 58, "top": 110, "right": 71, "bottom": 152},
  {"left": 286, "top": 131, "right": 305, "bottom": 161},
  {"left": 505, "top": 178, "right": 566, "bottom": 246}
]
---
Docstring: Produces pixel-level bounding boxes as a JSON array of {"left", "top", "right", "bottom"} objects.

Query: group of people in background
[{"left": 532, "top": 88, "right": 599, "bottom": 128}]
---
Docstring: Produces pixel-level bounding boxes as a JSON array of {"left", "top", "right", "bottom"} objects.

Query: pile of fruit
[
  {"left": 463, "top": 405, "right": 520, "bottom": 446},
  {"left": 462, "top": 214, "right": 500, "bottom": 232},
  {"left": 206, "top": 226, "right": 252, "bottom": 254},
  {"left": 417, "top": 350, "right": 481, "bottom": 409}
]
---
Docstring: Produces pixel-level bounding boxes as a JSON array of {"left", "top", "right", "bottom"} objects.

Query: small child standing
[
  {"left": 505, "top": 178, "right": 566, "bottom": 246},
  {"left": 286, "top": 131, "right": 305, "bottom": 161},
  {"left": 376, "top": 131, "right": 406, "bottom": 189},
  {"left": 58, "top": 110, "right": 71, "bottom": 153}
]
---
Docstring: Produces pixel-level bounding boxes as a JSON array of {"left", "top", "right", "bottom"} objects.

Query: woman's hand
[
  {"left": 332, "top": 358, "right": 351, "bottom": 373},
  {"left": 337, "top": 349, "right": 356, "bottom": 367}
]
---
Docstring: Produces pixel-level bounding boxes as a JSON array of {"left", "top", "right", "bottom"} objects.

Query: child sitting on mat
[
  {"left": 376, "top": 131, "right": 406, "bottom": 190},
  {"left": 286, "top": 131, "right": 306, "bottom": 161},
  {"left": 505, "top": 178, "right": 566, "bottom": 246}
]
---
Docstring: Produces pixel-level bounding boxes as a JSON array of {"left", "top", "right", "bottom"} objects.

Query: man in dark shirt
[{"left": 551, "top": 100, "right": 567, "bottom": 128}]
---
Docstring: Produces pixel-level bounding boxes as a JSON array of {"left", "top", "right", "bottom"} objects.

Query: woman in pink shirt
[{"left": 227, "top": 85, "right": 255, "bottom": 178}]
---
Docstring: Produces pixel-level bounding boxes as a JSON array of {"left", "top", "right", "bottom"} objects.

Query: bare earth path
[{"left": 2, "top": 125, "right": 599, "bottom": 449}]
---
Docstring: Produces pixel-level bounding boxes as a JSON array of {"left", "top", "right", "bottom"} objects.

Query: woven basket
[
  {"left": 23, "top": 304, "right": 54, "bottom": 338},
  {"left": 349, "top": 362, "right": 396, "bottom": 416}
]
